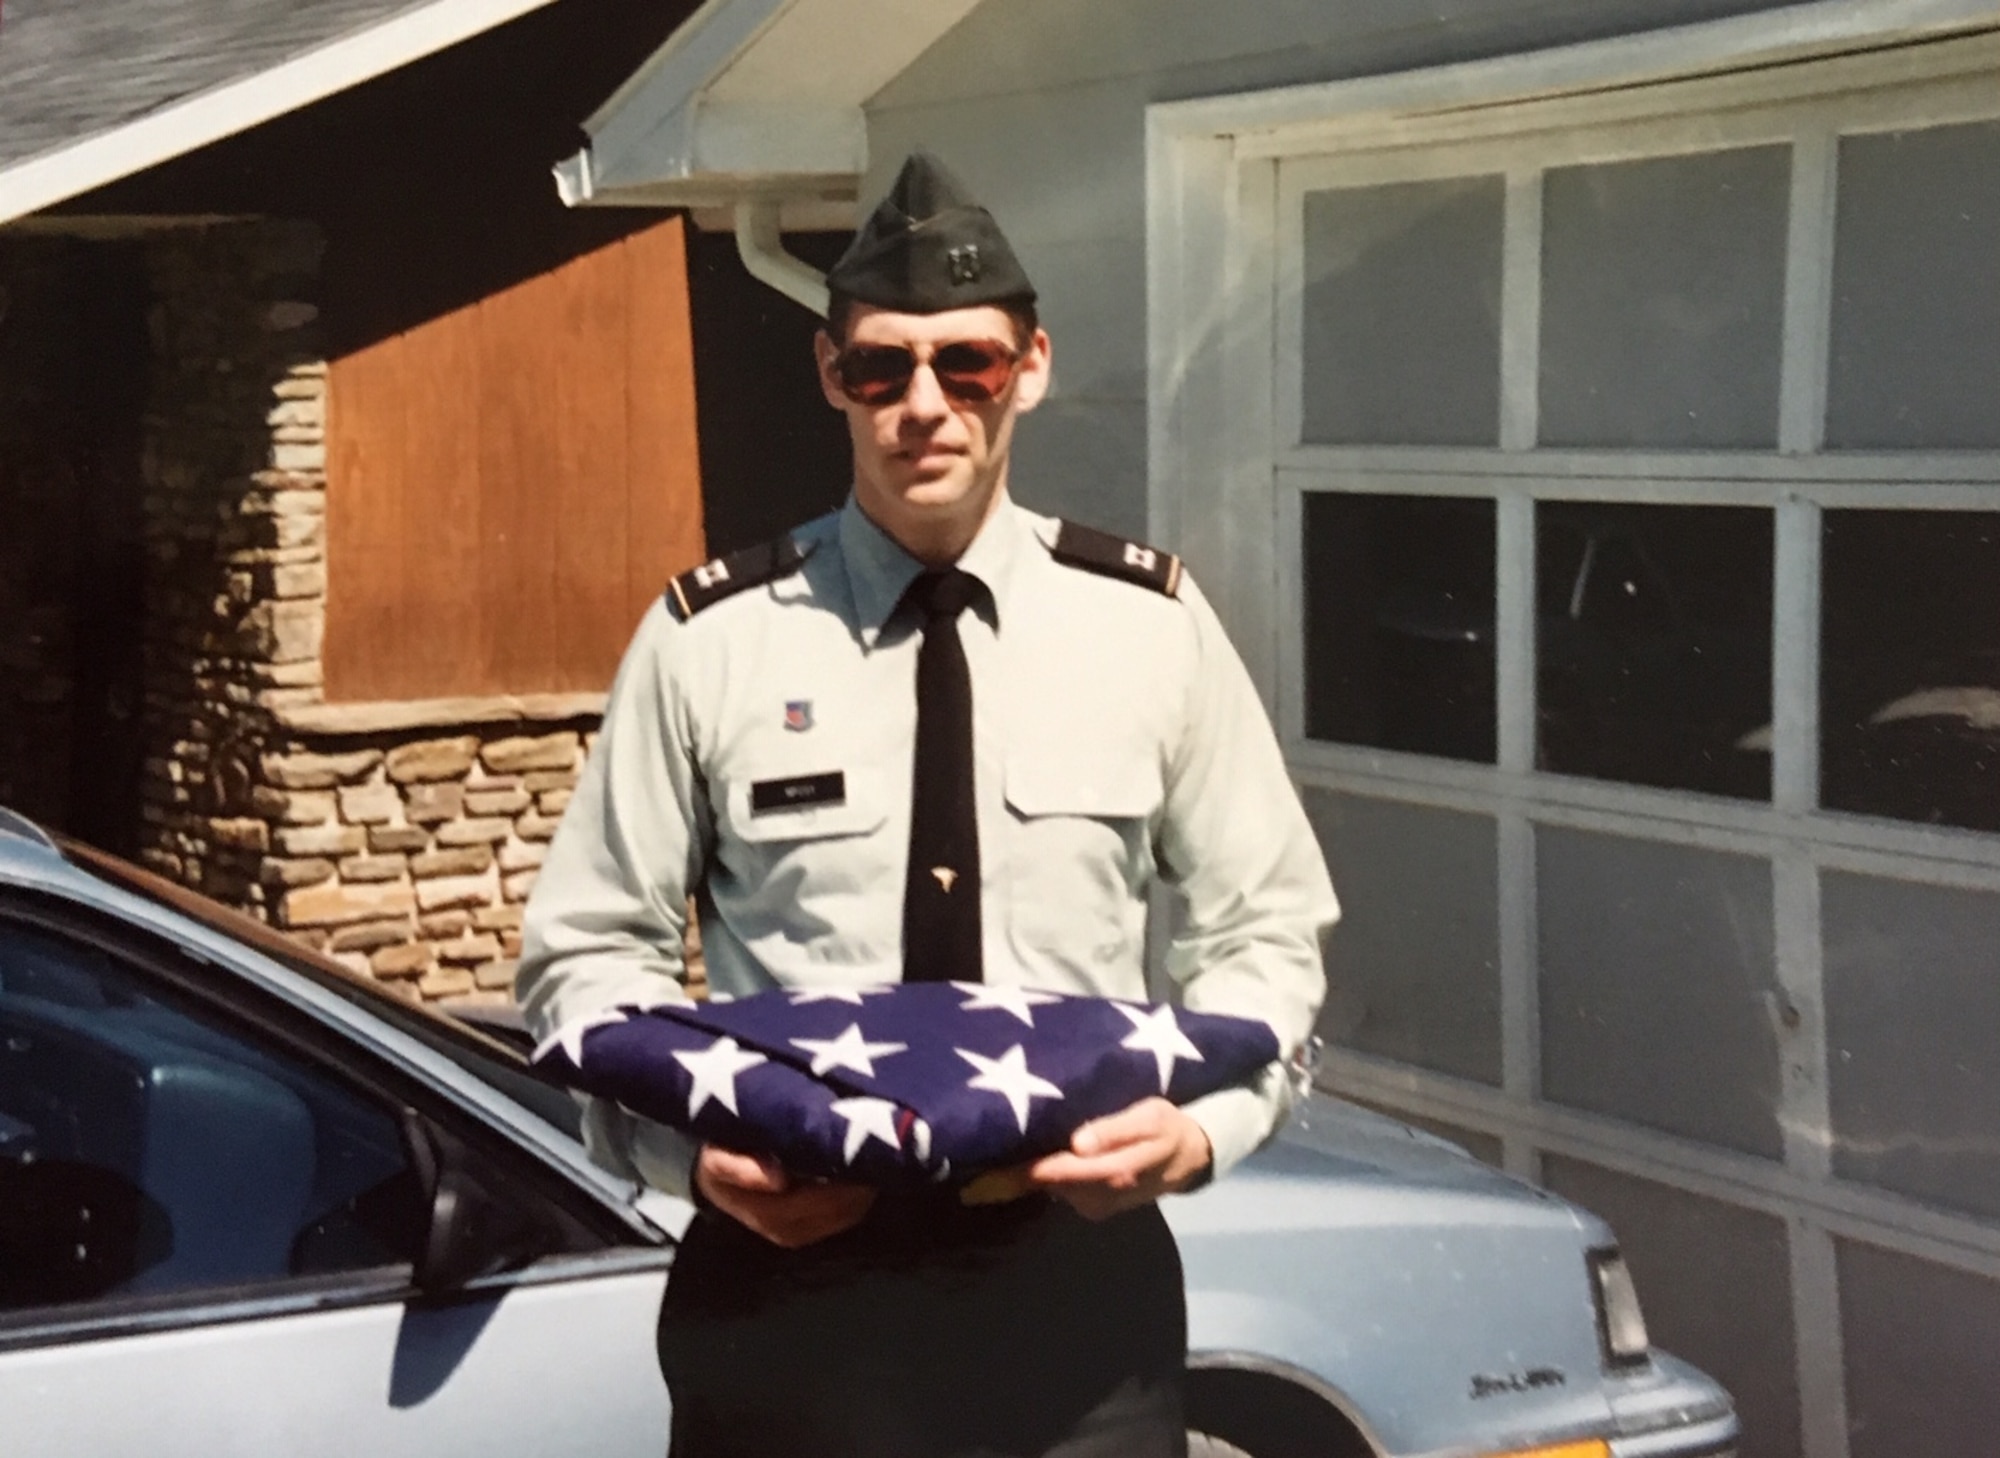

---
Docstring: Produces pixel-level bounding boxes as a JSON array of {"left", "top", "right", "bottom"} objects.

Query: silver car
[{"left": 0, "top": 811, "right": 1735, "bottom": 1458}]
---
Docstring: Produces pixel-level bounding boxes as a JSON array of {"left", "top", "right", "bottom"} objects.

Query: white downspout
[{"left": 734, "top": 200, "right": 830, "bottom": 317}]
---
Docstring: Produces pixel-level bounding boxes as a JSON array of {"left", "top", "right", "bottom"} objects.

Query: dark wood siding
[{"left": 324, "top": 218, "right": 703, "bottom": 700}]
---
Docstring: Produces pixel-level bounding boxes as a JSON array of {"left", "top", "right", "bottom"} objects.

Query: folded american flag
[{"left": 533, "top": 982, "right": 1279, "bottom": 1187}]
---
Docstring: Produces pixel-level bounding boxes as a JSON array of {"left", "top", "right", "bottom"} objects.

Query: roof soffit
[{"left": 565, "top": 0, "right": 980, "bottom": 208}]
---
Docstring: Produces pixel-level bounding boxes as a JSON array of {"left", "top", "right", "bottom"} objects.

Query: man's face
[{"left": 816, "top": 304, "right": 1051, "bottom": 555}]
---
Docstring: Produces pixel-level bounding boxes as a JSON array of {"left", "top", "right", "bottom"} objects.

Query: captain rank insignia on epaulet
[
  {"left": 1049, "top": 520, "right": 1183, "bottom": 597},
  {"left": 666, "top": 535, "right": 813, "bottom": 620}
]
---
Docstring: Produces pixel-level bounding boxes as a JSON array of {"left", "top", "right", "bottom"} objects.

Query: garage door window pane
[
  {"left": 1539, "top": 829, "right": 1782, "bottom": 1158},
  {"left": 1822, "top": 510, "right": 2000, "bottom": 833},
  {"left": 1827, "top": 120, "right": 2000, "bottom": 449},
  {"left": 1539, "top": 147, "right": 1788, "bottom": 449},
  {"left": 1838, "top": 1239, "right": 2000, "bottom": 1458},
  {"left": 1303, "top": 493, "right": 1495, "bottom": 762},
  {"left": 1824, "top": 872, "right": 2000, "bottom": 1221},
  {"left": 1305, "top": 791, "right": 1501, "bottom": 1086},
  {"left": 1300, "top": 177, "right": 1503, "bottom": 445},
  {"left": 1537, "top": 502, "right": 1772, "bottom": 798}
]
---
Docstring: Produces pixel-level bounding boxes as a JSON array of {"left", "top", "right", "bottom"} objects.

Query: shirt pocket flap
[
  {"left": 727, "top": 766, "right": 889, "bottom": 843},
  {"left": 1004, "top": 746, "right": 1161, "bottom": 820}
]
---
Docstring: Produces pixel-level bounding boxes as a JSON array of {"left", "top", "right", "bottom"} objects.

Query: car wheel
[{"left": 1187, "top": 1431, "right": 1256, "bottom": 1458}]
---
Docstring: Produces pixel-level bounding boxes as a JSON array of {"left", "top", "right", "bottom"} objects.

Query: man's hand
[
  {"left": 1021, "top": 1097, "right": 1213, "bottom": 1221},
  {"left": 695, "top": 1146, "right": 877, "bottom": 1249}
]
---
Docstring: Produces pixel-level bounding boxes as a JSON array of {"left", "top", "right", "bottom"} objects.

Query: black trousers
[{"left": 656, "top": 1190, "right": 1188, "bottom": 1458}]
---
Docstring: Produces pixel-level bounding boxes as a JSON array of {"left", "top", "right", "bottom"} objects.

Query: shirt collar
[{"left": 840, "top": 493, "right": 1032, "bottom": 647}]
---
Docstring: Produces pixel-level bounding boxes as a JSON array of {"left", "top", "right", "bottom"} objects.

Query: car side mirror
[{"left": 399, "top": 1109, "right": 565, "bottom": 1296}]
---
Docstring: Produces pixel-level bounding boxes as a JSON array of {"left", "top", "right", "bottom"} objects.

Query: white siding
[{"left": 864, "top": 0, "right": 1801, "bottom": 549}]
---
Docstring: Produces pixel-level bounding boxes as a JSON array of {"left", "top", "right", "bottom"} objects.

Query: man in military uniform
[{"left": 519, "top": 150, "right": 1338, "bottom": 1458}]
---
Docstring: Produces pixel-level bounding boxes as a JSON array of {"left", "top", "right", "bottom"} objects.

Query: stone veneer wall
[
  {"left": 129, "top": 220, "right": 637, "bottom": 1005},
  {"left": 251, "top": 727, "right": 589, "bottom": 1000},
  {"left": 137, "top": 221, "right": 330, "bottom": 910}
]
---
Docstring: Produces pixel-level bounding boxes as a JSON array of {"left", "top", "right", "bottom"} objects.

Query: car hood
[
  {"left": 1170, "top": 1095, "right": 1584, "bottom": 1240},
  {"left": 1167, "top": 1099, "right": 1628, "bottom": 1458}
]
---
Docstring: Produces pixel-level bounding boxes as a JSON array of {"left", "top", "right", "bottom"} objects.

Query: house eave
[
  {"left": 554, "top": 145, "right": 858, "bottom": 224},
  {"left": 565, "top": 96, "right": 868, "bottom": 206},
  {"left": 556, "top": 0, "right": 978, "bottom": 216}
]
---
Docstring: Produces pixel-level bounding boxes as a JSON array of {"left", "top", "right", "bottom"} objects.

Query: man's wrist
[
  {"left": 689, "top": 1145, "right": 719, "bottom": 1214},
  {"left": 1176, "top": 1120, "right": 1215, "bottom": 1192}
]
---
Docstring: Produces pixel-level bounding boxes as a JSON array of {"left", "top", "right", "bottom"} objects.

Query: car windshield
[{"left": 61, "top": 838, "right": 583, "bottom": 1140}]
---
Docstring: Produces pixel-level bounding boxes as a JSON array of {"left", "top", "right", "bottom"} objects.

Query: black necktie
[{"left": 902, "top": 569, "right": 983, "bottom": 984}]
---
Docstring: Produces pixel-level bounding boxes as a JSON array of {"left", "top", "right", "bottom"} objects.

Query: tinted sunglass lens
[
  {"left": 837, "top": 346, "right": 917, "bottom": 403},
  {"left": 931, "top": 342, "right": 1017, "bottom": 401}
]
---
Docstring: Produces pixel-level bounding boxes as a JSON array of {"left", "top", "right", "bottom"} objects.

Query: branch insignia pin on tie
[{"left": 932, "top": 867, "right": 958, "bottom": 892}]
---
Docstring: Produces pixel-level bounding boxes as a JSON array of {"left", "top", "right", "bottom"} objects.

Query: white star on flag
[
  {"left": 536, "top": 1006, "right": 629, "bottom": 1067},
  {"left": 674, "top": 1036, "right": 767, "bottom": 1117},
  {"left": 789, "top": 986, "right": 894, "bottom": 1006},
  {"left": 829, "top": 1097, "right": 904, "bottom": 1164},
  {"left": 1116, "top": 1003, "right": 1204, "bottom": 1093},
  {"left": 951, "top": 982, "right": 1062, "bottom": 1027},
  {"left": 957, "top": 1044, "right": 1064, "bottom": 1133},
  {"left": 790, "top": 1023, "right": 909, "bottom": 1078}
]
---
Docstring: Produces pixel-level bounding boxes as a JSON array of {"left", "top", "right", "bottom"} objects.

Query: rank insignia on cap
[
  {"left": 784, "top": 700, "right": 814, "bottom": 732},
  {"left": 825, "top": 150, "right": 1035, "bottom": 314},
  {"left": 666, "top": 534, "right": 813, "bottom": 620},
  {"left": 1049, "top": 520, "right": 1183, "bottom": 597}
]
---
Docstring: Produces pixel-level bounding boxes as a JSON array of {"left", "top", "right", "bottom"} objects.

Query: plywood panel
[
  {"left": 625, "top": 218, "right": 707, "bottom": 633},
  {"left": 325, "top": 331, "right": 410, "bottom": 696},
  {"left": 475, "top": 263, "right": 564, "bottom": 693},
  {"left": 394, "top": 304, "right": 483, "bottom": 700},
  {"left": 325, "top": 216, "right": 704, "bottom": 702},
  {"left": 549, "top": 235, "right": 633, "bottom": 691}
]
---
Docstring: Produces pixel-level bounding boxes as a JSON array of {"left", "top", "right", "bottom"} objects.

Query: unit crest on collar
[
  {"left": 666, "top": 535, "right": 812, "bottom": 620},
  {"left": 1049, "top": 520, "right": 1182, "bottom": 597}
]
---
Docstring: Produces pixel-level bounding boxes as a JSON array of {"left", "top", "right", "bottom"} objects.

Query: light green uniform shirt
[{"left": 518, "top": 495, "right": 1339, "bottom": 1200}]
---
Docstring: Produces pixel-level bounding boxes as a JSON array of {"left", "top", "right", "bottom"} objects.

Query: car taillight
[{"left": 1588, "top": 1247, "right": 1651, "bottom": 1367}]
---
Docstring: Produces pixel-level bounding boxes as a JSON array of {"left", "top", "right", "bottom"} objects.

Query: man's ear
[
  {"left": 1012, "top": 328, "right": 1054, "bottom": 415},
  {"left": 813, "top": 329, "right": 848, "bottom": 411}
]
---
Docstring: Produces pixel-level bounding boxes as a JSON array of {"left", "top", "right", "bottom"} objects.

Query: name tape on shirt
[{"left": 750, "top": 771, "right": 847, "bottom": 815}]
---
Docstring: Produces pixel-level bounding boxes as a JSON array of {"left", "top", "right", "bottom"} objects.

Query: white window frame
[
  {"left": 1148, "top": 0, "right": 2000, "bottom": 694},
  {"left": 1148, "top": 14, "right": 2000, "bottom": 1458}
]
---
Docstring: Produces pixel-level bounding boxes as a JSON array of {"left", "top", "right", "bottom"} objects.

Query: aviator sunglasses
[{"left": 832, "top": 339, "right": 1023, "bottom": 406}]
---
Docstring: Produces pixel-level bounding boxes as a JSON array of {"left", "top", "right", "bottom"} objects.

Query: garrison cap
[{"left": 825, "top": 150, "right": 1036, "bottom": 314}]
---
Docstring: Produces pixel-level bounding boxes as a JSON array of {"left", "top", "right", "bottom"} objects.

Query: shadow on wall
[
  {"left": 0, "top": 237, "right": 148, "bottom": 855},
  {"left": 69, "top": 0, "right": 853, "bottom": 577},
  {"left": 70, "top": 0, "right": 698, "bottom": 357},
  {"left": 685, "top": 228, "right": 851, "bottom": 556}
]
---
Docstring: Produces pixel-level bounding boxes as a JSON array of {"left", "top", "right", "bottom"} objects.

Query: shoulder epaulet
[
  {"left": 1048, "top": 520, "right": 1183, "bottom": 597},
  {"left": 666, "top": 535, "right": 812, "bottom": 620}
]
